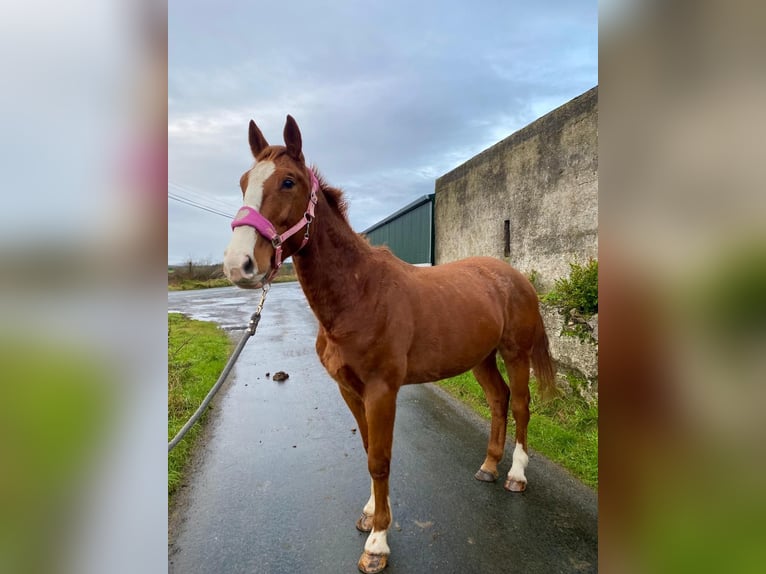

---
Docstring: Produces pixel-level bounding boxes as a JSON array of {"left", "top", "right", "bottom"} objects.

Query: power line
[
  {"left": 168, "top": 180, "right": 241, "bottom": 213},
  {"left": 168, "top": 192, "right": 234, "bottom": 219},
  {"left": 167, "top": 179, "right": 240, "bottom": 219}
]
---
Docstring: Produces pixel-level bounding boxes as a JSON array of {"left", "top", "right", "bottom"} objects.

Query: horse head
[{"left": 223, "top": 115, "right": 317, "bottom": 288}]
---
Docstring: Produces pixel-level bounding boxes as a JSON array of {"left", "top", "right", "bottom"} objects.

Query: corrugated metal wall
[{"left": 363, "top": 196, "right": 434, "bottom": 265}]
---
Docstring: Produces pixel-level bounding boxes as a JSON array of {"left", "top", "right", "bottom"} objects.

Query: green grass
[
  {"left": 168, "top": 275, "right": 298, "bottom": 291},
  {"left": 271, "top": 274, "right": 298, "bottom": 284},
  {"left": 168, "top": 277, "right": 233, "bottom": 291},
  {"left": 437, "top": 361, "right": 598, "bottom": 489},
  {"left": 168, "top": 313, "right": 232, "bottom": 495}
]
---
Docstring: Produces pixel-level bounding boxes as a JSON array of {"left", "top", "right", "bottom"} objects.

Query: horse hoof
[
  {"left": 504, "top": 478, "right": 527, "bottom": 492},
  {"left": 474, "top": 468, "right": 498, "bottom": 482},
  {"left": 356, "top": 512, "right": 373, "bottom": 532},
  {"left": 358, "top": 551, "right": 388, "bottom": 573}
]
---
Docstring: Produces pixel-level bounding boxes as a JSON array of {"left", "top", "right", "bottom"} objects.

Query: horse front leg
[
  {"left": 337, "top": 385, "right": 375, "bottom": 532},
  {"left": 358, "top": 383, "right": 397, "bottom": 574}
]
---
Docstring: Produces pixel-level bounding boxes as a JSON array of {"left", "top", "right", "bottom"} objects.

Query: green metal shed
[{"left": 362, "top": 194, "right": 435, "bottom": 265}]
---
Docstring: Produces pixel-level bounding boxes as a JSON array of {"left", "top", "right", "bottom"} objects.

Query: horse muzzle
[{"left": 223, "top": 252, "right": 268, "bottom": 288}]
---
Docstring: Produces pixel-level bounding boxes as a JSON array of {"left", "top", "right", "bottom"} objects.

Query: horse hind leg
[
  {"left": 500, "top": 349, "right": 531, "bottom": 492},
  {"left": 472, "top": 351, "right": 511, "bottom": 483}
]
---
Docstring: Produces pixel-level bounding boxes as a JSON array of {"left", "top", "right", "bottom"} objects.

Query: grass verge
[
  {"left": 436, "top": 361, "right": 598, "bottom": 489},
  {"left": 168, "top": 313, "right": 232, "bottom": 496},
  {"left": 168, "top": 278, "right": 232, "bottom": 291},
  {"left": 168, "top": 275, "right": 298, "bottom": 291}
]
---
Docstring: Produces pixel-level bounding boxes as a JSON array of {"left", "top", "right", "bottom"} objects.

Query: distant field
[
  {"left": 168, "top": 261, "right": 297, "bottom": 290},
  {"left": 168, "top": 278, "right": 232, "bottom": 291}
]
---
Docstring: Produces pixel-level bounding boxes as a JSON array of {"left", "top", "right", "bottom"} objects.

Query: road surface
[{"left": 168, "top": 283, "right": 597, "bottom": 573}]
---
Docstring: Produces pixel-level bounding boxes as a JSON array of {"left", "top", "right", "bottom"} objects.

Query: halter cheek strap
[{"left": 231, "top": 169, "right": 319, "bottom": 283}]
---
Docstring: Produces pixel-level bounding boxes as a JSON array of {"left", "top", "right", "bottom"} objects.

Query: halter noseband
[{"left": 231, "top": 168, "right": 319, "bottom": 283}]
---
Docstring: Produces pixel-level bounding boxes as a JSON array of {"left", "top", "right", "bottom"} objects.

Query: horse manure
[
  {"left": 273, "top": 371, "right": 289, "bottom": 382},
  {"left": 351, "top": 428, "right": 357, "bottom": 434},
  {"left": 265, "top": 372, "right": 270, "bottom": 377}
]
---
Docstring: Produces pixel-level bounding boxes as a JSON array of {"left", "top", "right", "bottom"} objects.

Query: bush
[{"left": 542, "top": 259, "right": 598, "bottom": 341}]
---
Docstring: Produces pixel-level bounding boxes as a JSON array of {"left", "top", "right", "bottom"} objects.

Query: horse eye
[{"left": 282, "top": 179, "right": 295, "bottom": 189}]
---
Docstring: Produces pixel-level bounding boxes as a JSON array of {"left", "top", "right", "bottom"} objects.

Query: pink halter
[{"left": 231, "top": 168, "right": 319, "bottom": 283}]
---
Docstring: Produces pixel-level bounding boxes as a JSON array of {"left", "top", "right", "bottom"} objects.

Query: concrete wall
[
  {"left": 434, "top": 87, "right": 598, "bottom": 291},
  {"left": 434, "top": 87, "right": 598, "bottom": 389}
]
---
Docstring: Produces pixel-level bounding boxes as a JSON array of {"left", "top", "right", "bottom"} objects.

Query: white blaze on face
[
  {"left": 223, "top": 161, "right": 276, "bottom": 280},
  {"left": 243, "top": 161, "right": 276, "bottom": 209}
]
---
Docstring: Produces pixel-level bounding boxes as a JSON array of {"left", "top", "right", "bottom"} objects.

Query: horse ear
[
  {"left": 283, "top": 115, "right": 304, "bottom": 161},
  {"left": 249, "top": 120, "right": 269, "bottom": 158}
]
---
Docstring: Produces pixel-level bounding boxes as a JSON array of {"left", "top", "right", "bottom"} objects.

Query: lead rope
[{"left": 168, "top": 284, "right": 270, "bottom": 452}]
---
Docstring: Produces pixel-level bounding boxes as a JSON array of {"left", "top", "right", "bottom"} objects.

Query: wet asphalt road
[{"left": 168, "top": 283, "right": 597, "bottom": 574}]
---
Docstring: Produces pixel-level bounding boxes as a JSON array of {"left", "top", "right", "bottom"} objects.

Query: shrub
[{"left": 542, "top": 259, "right": 598, "bottom": 341}]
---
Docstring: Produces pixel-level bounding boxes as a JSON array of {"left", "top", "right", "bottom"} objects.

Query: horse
[{"left": 223, "top": 115, "right": 557, "bottom": 573}]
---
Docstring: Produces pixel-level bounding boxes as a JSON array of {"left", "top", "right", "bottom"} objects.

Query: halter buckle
[{"left": 271, "top": 236, "right": 282, "bottom": 248}]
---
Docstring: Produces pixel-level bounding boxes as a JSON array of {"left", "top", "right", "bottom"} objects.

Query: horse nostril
[{"left": 242, "top": 255, "right": 254, "bottom": 275}]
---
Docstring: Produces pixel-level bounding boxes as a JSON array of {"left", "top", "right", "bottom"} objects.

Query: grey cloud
[{"left": 169, "top": 0, "right": 596, "bottom": 263}]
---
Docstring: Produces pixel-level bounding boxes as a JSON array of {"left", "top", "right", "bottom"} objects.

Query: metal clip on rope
[{"left": 168, "top": 286, "right": 270, "bottom": 452}]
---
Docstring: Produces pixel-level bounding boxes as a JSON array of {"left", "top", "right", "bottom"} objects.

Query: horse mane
[
  {"left": 311, "top": 168, "right": 393, "bottom": 259},
  {"left": 311, "top": 166, "right": 348, "bottom": 220}
]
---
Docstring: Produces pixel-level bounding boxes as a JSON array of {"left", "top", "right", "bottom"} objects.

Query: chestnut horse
[{"left": 223, "top": 116, "right": 556, "bottom": 573}]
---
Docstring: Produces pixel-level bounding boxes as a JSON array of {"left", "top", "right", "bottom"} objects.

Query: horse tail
[{"left": 531, "top": 312, "right": 557, "bottom": 400}]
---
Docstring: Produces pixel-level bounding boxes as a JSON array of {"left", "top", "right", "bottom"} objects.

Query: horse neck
[{"left": 292, "top": 190, "right": 372, "bottom": 330}]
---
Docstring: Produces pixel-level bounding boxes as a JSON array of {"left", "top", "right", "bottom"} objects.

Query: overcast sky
[{"left": 168, "top": 0, "right": 597, "bottom": 265}]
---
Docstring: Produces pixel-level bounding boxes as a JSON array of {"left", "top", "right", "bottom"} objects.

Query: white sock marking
[
  {"left": 362, "top": 479, "right": 390, "bottom": 515},
  {"left": 507, "top": 442, "right": 529, "bottom": 483},
  {"left": 362, "top": 478, "right": 392, "bottom": 554},
  {"left": 364, "top": 529, "right": 390, "bottom": 556},
  {"left": 363, "top": 479, "right": 375, "bottom": 515}
]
